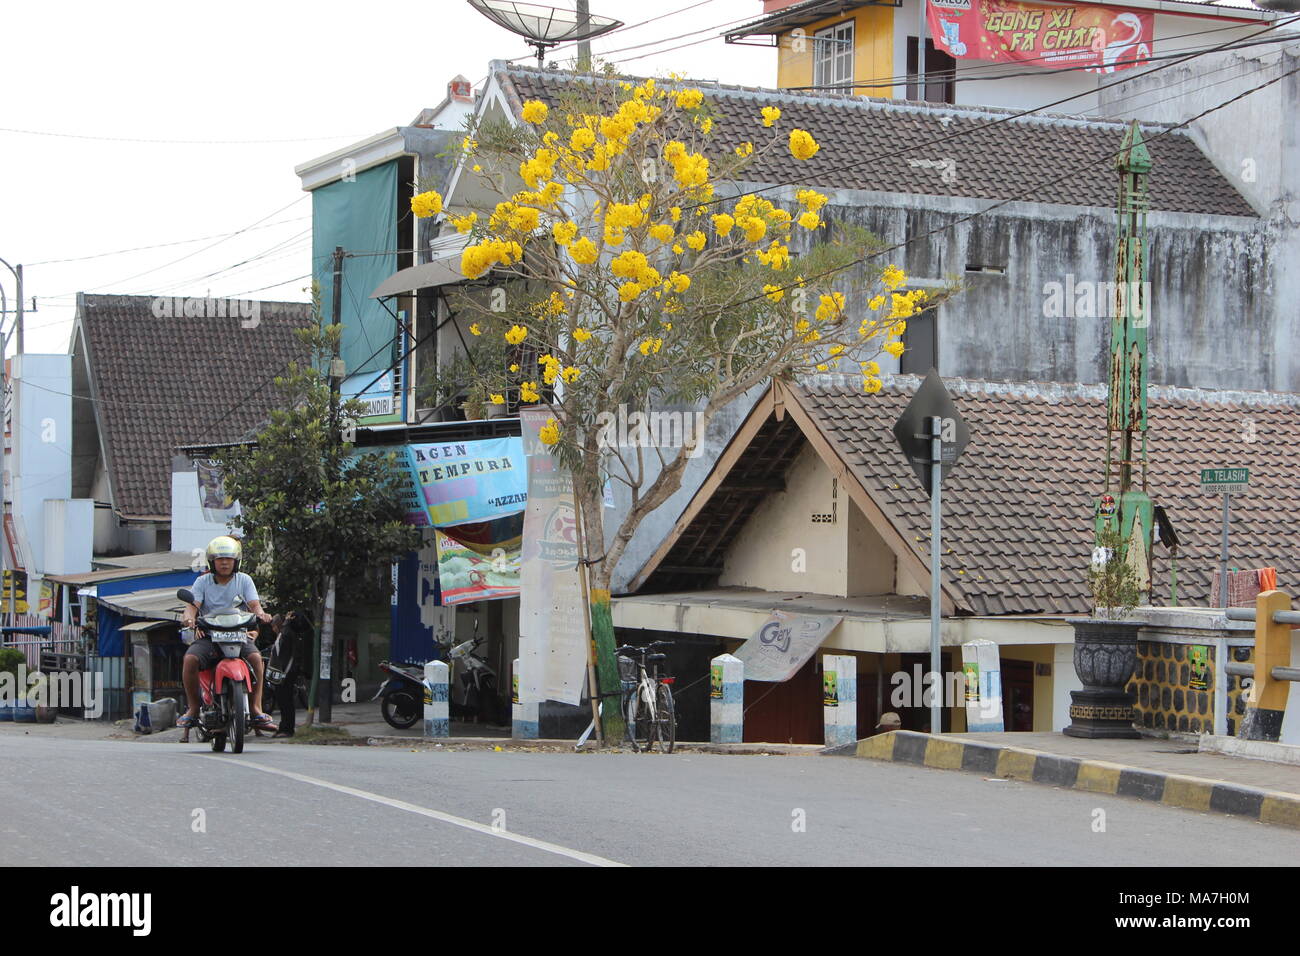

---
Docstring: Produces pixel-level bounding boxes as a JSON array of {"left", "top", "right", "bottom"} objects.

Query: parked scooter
[
  {"left": 449, "top": 620, "right": 502, "bottom": 726},
  {"left": 374, "top": 660, "right": 428, "bottom": 730},
  {"left": 177, "top": 587, "right": 259, "bottom": 754}
]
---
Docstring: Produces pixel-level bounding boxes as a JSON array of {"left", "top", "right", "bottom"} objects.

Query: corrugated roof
[
  {"left": 496, "top": 64, "right": 1256, "bottom": 218},
  {"left": 77, "top": 294, "right": 313, "bottom": 520}
]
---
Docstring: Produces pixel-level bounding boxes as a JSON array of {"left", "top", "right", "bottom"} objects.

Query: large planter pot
[{"left": 1064, "top": 619, "right": 1142, "bottom": 739}]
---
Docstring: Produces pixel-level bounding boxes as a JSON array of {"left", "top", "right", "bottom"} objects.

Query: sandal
[
  {"left": 251, "top": 713, "right": 278, "bottom": 733},
  {"left": 176, "top": 714, "right": 199, "bottom": 729}
]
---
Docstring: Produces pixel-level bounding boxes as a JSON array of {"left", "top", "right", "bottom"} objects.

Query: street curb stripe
[
  {"left": 202, "top": 756, "right": 627, "bottom": 867},
  {"left": 830, "top": 730, "right": 1300, "bottom": 830}
]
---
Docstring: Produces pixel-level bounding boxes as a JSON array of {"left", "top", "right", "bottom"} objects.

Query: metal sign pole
[
  {"left": 929, "top": 415, "right": 942, "bottom": 735},
  {"left": 1219, "top": 493, "right": 1230, "bottom": 608}
]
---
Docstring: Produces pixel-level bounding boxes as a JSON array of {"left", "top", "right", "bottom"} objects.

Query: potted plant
[{"left": 1064, "top": 526, "right": 1143, "bottom": 738}]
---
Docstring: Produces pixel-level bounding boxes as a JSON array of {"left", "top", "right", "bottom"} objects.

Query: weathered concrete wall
[{"left": 776, "top": 186, "right": 1278, "bottom": 391}]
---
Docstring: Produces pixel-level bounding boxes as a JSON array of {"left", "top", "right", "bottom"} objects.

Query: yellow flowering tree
[{"left": 413, "top": 77, "right": 951, "bottom": 736}]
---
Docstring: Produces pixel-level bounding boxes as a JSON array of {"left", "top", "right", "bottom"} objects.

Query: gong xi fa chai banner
[{"left": 927, "top": 0, "right": 1153, "bottom": 73}]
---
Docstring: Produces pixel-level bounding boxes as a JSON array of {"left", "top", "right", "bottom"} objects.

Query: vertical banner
[
  {"left": 517, "top": 408, "right": 588, "bottom": 706},
  {"left": 433, "top": 515, "right": 523, "bottom": 605},
  {"left": 927, "top": 0, "right": 1153, "bottom": 73},
  {"left": 961, "top": 639, "right": 1005, "bottom": 732}
]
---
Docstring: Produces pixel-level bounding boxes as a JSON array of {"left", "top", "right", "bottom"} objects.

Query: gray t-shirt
[{"left": 190, "top": 572, "right": 260, "bottom": 615}]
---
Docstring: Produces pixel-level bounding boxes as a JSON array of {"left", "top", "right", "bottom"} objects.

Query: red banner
[{"left": 926, "top": 0, "right": 1154, "bottom": 73}]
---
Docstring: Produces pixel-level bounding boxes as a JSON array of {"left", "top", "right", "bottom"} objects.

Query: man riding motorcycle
[{"left": 176, "top": 536, "right": 278, "bottom": 734}]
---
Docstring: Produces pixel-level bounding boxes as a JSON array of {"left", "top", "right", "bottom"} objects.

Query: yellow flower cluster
[
  {"left": 815, "top": 292, "right": 846, "bottom": 321},
  {"left": 520, "top": 381, "right": 541, "bottom": 403},
  {"left": 685, "top": 230, "right": 707, "bottom": 251},
  {"left": 411, "top": 190, "right": 443, "bottom": 218},
  {"left": 756, "top": 241, "right": 790, "bottom": 270},
  {"left": 538, "top": 417, "right": 561, "bottom": 445},
  {"left": 675, "top": 88, "right": 703, "bottom": 109},
  {"left": 522, "top": 100, "right": 549, "bottom": 124},
  {"left": 560, "top": 366, "right": 580, "bottom": 384},
  {"left": 460, "top": 238, "right": 523, "bottom": 280},
  {"left": 490, "top": 393, "right": 505, "bottom": 405},
  {"left": 761, "top": 106, "right": 781, "bottom": 127},
  {"left": 611, "top": 249, "right": 662, "bottom": 288},
  {"left": 881, "top": 264, "right": 906, "bottom": 290},
  {"left": 552, "top": 220, "right": 578, "bottom": 247},
  {"left": 763, "top": 284, "right": 785, "bottom": 302},
  {"left": 789, "top": 129, "right": 820, "bottom": 161},
  {"left": 888, "top": 289, "right": 926, "bottom": 319},
  {"left": 638, "top": 337, "right": 664, "bottom": 356},
  {"left": 539, "top": 353, "right": 561, "bottom": 385},
  {"left": 490, "top": 200, "right": 540, "bottom": 234},
  {"left": 448, "top": 211, "right": 477, "bottom": 234},
  {"left": 505, "top": 325, "right": 528, "bottom": 345},
  {"left": 569, "top": 237, "right": 598, "bottom": 264},
  {"left": 735, "top": 141, "right": 754, "bottom": 158},
  {"left": 798, "top": 211, "right": 822, "bottom": 230},
  {"left": 883, "top": 341, "right": 905, "bottom": 358},
  {"left": 649, "top": 223, "right": 675, "bottom": 243},
  {"left": 518, "top": 148, "right": 557, "bottom": 189},
  {"left": 796, "top": 189, "right": 828, "bottom": 211},
  {"left": 572, "top": 327, "right": 592, "bottom": 343},
  {"left": 712, "top": 213, "right": 734, "bottom": 237},
  {"left": 663, "top": 141, "right": 710, "bottom": 190}
]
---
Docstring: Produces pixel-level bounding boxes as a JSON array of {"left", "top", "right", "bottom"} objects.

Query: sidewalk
[{"left": 831, "top": 730, "right": 1300, "bottom": 829}]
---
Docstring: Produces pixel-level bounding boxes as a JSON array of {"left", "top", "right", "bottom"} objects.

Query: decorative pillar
[
  {"left": 423, "top": 660, "right": 449, "bottom": 738},
  {"left": 1240, "top": 589, "right": 1292, "bottom": 741},
  {"left": 961, "top": 640, "right": 1004, "bottom": 732},
  {"left": 710, "top": 653, "right": 743, "bottom": 744},
  {"left": 822, "top": 654, "right": 857, "bottom": 747}
]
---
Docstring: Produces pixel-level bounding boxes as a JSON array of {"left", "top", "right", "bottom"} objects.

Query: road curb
[{"left": 831, "top": 730, "right": 1300, "bottom": 830}]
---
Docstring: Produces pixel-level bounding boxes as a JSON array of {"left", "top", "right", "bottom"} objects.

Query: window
[
  {"left": 813, "top": 20, "right": 855, "bottom": 90},
  {"left": 900, "top": 305, "right": 938, "bottom": 375},
  {"left": 905, "top": 37, "right": 956, "bottom": 103}
]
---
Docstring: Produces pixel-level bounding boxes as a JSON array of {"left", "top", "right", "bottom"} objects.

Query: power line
[
  {"left": 0, "top": 127, "right": 366, "bottom": 146},
  {"left": 24, "top": 217, "right": 312, "bottom": 266}
]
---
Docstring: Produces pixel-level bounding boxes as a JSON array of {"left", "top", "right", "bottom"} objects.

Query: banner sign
[
  {"left": 195, "top": 459, "right": 240, "bottom": 525},
  {"left": 517, "top": 407, "right": 588, "bottom": 706},
  {"left": 361, "top": 445, "right": 429, "bottom": 527},
  {"left": 927, "top": 0, "right": 1153, "bottom": 73},
  {"left": 405, "top": 437, "right": 527, "bottom": 527},
  {"left": 434, "top": 515, "right": 522, "bottom": 605},
  {"left": 733, "top": 611, "right": 842, "bottom": 682}
]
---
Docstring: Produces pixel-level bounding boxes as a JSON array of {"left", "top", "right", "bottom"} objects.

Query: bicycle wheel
[
  {"left": 652, "top": 683, "right": 675, "bottom": 754},
  {"left": 623, "top": 688, "right": 645, "bottom": 753},
  {"left": 635, "top": 683, "right": 656, "bottom": 752}
]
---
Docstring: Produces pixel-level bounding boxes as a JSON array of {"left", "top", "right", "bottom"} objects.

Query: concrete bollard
[
  {"left": 512, "top": 657, "right": 539, "bottom": 739},
  {"left": 822, "top": 654, "right": 857, "bottom": 747},
  {"left": 961, "top": 640, "right": 1005, "bottom": 732},
  {"left": 710, "top": 653, "right": 743, "bottom": 744},
  {"left": 424, "top": 660, "right": 449, "bottom": 738}
]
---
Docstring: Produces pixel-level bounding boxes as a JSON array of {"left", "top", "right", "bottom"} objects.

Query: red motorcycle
[{"left": 177, "top": 587, "right": 258, "bottom": 754}]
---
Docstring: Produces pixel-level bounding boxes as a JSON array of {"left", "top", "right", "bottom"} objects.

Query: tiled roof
[
  {"left": 497, "top": 64, "right": 1256, "bottom": 218},
  {"left": 77, "top": 294, "right": 313, "bottom": 519},
  {"left": 794, "top": 376, "right": 1300, "bottom": 615}
]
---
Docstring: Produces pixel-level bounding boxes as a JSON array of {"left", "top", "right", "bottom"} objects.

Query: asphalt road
[{"left": 1, "top": 735, "right": 1295, "bottom": 866}]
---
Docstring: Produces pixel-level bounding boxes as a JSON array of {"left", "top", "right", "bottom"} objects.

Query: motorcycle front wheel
[
  {"left": 382, "top": 691, "right": 421, "bottom": 730},
  {"left": 230, "top": 683, "right": 247, "bottom": 754}
]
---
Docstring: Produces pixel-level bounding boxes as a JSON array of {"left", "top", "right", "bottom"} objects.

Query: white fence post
[
  {"left": 710, "top": 653, "right": 743, "bottom": 744},
  {"left": 822, "top": 654, "right": 857, "bottom": 747},
  {"left": 512, "top": 657, "right": 539, "bottom": 739},
  {"left": 424, "top": 660, "right": 449, "bottom": 738}
]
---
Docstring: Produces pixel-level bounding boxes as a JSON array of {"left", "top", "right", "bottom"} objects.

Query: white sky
[{"left": 0, "top": 0, "right": 776, "bottom": 355}]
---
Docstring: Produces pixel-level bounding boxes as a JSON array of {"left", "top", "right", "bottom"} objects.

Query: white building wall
[
  {"left": 11, "top": 354, "right": 73, "bottom": 575},
  {"left": 170, "top": 465, "right": 236, "bottom": 558}
]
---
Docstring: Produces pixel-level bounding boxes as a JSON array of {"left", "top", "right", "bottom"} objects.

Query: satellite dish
[
  {"left": 468, "top": 0, "right": 623, "bottom": 66},
  {"left": 1252, "top": 0, "right": 1300, "bottom": 9}
]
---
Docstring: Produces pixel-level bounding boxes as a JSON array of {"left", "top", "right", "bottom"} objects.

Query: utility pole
[
  {"left": 577, "top": 0, "right": 591, "bottom": 71},
  {"left": 317, "top": 246, "right": 345, "bottom": 724}
]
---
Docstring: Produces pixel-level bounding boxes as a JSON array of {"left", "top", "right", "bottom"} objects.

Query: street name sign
[{"left": 1200, "top": 467, "right": 1249, "bottom": 495}]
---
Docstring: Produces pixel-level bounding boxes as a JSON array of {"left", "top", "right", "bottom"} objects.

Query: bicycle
[{"left": 615, "top": 641, "right": 675, "bottom": 754}]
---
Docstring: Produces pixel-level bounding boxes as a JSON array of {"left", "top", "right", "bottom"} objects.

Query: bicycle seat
[{"left": 646, "top": 653, "right": 667, "bottom": 663}]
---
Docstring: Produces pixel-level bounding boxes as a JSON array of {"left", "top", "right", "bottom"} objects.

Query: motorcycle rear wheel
[{"left": 382, "top": 691, "right": 421, "bottom": 730}]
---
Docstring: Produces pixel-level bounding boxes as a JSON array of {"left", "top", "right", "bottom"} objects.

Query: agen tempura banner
[
  {"left": 404, "top": 437, "right": 527, "bottom": 527},
  {"left": 733, "top": 611, "right": 843, "bottom": 683},
  {"left": 433, "top": 514, "right": 522, "bottom": 605},
  {"left": 360, "top": 445, "right": 429, "bottom": 527},
  {"left": 517, "top": 407, "right": 589, "bottom": 706},
  {"left": 927, "top": 0, "right": 1153, "bottom": 73}
]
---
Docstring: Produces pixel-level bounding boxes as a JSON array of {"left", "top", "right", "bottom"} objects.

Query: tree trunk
[{"left": 577, "top": 477, "right": 624, "bottom": 744}]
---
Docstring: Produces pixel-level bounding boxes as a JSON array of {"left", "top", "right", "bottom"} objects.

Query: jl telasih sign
[{"left": 1200, "top": 467, "right": 1249, "bottom": 495}]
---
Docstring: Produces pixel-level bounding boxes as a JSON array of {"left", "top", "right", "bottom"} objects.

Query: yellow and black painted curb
[{"left": 826, "top": 730, "right": 1300, "bottom": 830}]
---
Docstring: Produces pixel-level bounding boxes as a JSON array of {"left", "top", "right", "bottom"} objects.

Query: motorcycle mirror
[{"left": 177, "top": 588, "right": 196, "bottom": 605}]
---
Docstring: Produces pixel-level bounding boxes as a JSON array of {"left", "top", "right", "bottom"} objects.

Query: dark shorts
[{"left": 185, "top": 638, "right": 260, "bottom": 670}]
